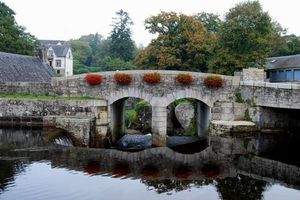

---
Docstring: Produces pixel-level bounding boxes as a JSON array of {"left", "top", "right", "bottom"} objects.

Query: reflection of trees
[
  {"left": 141, "top": 179, "right": 212, "bottom": 194},
  {"left": 0, "top": 160, "right": 26, "bottom": 192},
  {"left": 216, "top": 174, "right": 269, "bottom": 200}
]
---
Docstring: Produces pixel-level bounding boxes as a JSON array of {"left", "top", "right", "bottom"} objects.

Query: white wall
[{"left": 48, "top": 48, "right": 73, "bottom": 77}]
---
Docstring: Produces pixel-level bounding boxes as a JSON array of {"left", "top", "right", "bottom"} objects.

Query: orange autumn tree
[{"left": 134, "top": 12, "right": 215, "bottom": 72}]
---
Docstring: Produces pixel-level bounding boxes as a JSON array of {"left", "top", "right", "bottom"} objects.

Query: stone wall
[
  {"left": 0, "top": 99, "right": 109, "bottom": 147},
  {"left": 51, "top": 70, "right": 239, "bottom": 107},
  {"left": 0, "top": 82, "right": 55, "bottom": 95},
  {"left": 241, "top": 68, "right": 265, "bottom": 82},
  {"left": 212, "top": 102, "right": 248, "bottom": 121},
  {"left": 43, "top": 116, "right": 95, "bottom": 146},
  {"left": 240, "top": 81, "right": 300, "bottom": 109}
]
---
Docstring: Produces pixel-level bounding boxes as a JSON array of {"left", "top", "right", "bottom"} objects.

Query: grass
[{"left": 0, "top": 93, "right": 101, "bottom": 100}]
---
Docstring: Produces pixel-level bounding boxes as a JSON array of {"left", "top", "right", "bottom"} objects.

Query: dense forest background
[{"left": 1, "top": 1, "right": 300, "bottom": 75}]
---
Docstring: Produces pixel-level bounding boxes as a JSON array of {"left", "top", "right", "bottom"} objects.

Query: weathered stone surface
[
  {"left": 44, "top": 115, "right": 94, "bottom": 147},
  {"left": 209, "top": 120, "right": 257, "bottom": 135},
  {"left": 241, "top": 68, "right": 265, "bottom": 82},
  {"left": 175, "top": 102, "right": 194, "bottom": 130}
]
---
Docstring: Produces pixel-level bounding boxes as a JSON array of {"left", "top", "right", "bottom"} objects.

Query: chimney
[{"left": 38, "top": 47, "right": 48, "bottom": 64}]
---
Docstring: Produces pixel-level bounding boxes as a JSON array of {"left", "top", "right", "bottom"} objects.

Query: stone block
[
  {"left": 277, "top": 83, "right": 292, "bottom": 89},
  {"left": 265, "top": 82, "right": 278, "bottom": 88},
  {"left": 292, "top": 84, "right": 300, "bottom": 90},
  {"left": 253, "top": 82, "right": 266, "bottom": 87}
]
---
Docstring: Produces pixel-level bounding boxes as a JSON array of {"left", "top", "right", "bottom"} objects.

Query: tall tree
[
  {"left": 134, "top": 12, "right": 214, "bottom": 71},
  {"left": 271, "top": 34, "right": 300, "bottom": 57},
  {"left": 0, "top": 2, "right": 37, "bottom": 55},
  {"left": 194, "top": 12, "right": 222, "bottom": 33},
  {"left": 108, "top": 9, "right": 136, "bottom": 61},
  {"left": 69, "top": 40, "right": 92, "bottom": 66},
  {"left": 209, "top": 1, "right": 276, "bottom": 74}
]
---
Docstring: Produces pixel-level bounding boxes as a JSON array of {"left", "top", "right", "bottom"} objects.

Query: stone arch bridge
[{"left": 51, "top": 70, "right": 240, "bottom": 146}]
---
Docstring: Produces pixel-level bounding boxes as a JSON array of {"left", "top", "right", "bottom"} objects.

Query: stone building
[
  {"left": 39, "top": 40, "right": 73, "bottom": 77},
  {"left": 0, "top": 51, "right": 55, "bottom": 83},
  {"left": 266, "top": 54, "right": 300, "bottom": 82}
]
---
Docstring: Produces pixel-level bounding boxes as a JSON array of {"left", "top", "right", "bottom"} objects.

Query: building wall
[{"left": 65, "top": 49, "right": 73, "bottom": 76}]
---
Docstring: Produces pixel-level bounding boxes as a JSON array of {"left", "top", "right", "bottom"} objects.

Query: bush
[
  {"left": 134, "top": 100, "right": 150, "bottom": 113},
  {"left": 114, "top": 73, "right": 132, "bottom": 85},
  {"left": 176, "top": 73, "right": 193, "bottom": 85},
  {"left": 84, "top": 74, "right": 103, "bottom": 86},
  {"left": 143, "top": 73, "right": 161, "bottom": 85},
  {"left": 204, "top": 75, "right": 224, "bottom": 88},
  {"left": 125, "top": 109, "right": 137, "bottom": 128}
]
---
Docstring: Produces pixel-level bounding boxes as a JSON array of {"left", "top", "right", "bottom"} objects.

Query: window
[
  {"left": 68, "top": 52, "right": 71, "bottom": 59},
  {"left": 294, "top": 69, "right": 300, "bottom": 81},
  {"left": 56, "top": 59, "right": 61, "bottom": 67},
  {"left": 279, "top": 70, "right": 285, "bottom": 81},
  {"left": 56, "top": 70, "right": 60, "bottom": 74},
  {"left": 286, "top": 70, "right": 293, "bottom": 81},
  {"left": 270, "top": 71, "right": 277, "bottom": 81},
  {"left": 48, "top": 49, "right": 54, "bottom": 57}
]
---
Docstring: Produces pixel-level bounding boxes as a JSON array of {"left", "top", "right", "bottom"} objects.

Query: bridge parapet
[
  {"left": 51, "top": 70, "right": 239, "bottom": 107},
  {"left": 240, "top": 81, "right": 300, "bottom": 109}
]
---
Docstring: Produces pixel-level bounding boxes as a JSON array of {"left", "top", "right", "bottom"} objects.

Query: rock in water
[
  {"left": 175, "top": 102, "right": 195, "bottom": 130},
  {"left": 116, "top": 134, "right": 152, "bottom": 150}
]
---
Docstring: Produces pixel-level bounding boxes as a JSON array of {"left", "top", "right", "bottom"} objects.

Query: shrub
[
  {"left": 84, "top": 74, "right": 103, "bottom": 86},
  {"left": 204, "top": 75, "right": 224, "bottom": 88},
  {"left": 143, "top": 72, "right": 161, "bottom": 85},
  {"left": 176, "top": 73, "right": 193, "bottom": 85},
  {"left": 114, "top": 73, "right": 132, "bottom": 85},
  {"left": 235, "top": 92, "right": 245, "bottom": 103},
  {"left": 134, "top": 100, "right": 150, "bottom": 113}
]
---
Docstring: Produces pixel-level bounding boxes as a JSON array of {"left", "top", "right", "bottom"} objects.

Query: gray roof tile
[
  {"left": 0, "top": 52, "right": 56, "bottom": 83},
  {"left": 266, "top": 54, "right": 300, "bottom": 70}
]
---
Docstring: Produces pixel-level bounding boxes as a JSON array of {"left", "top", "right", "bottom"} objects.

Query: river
[{"left": 0, "top": 127, "right": 299, "bottom": 200}]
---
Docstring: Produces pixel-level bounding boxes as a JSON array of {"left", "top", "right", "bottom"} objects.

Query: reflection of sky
[
  {"left": 263, "top": 185, "right": 300, "bottom": 200},
  {"left": 0, "top": 162, "right": 220, "bottom": 200},
  {"left": 2, "top": 162, "right": 300, "bottom": 200}
]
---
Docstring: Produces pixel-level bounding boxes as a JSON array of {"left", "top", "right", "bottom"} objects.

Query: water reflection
[{"left": 0, "top": 128, "right": 299, "bottom": 200}]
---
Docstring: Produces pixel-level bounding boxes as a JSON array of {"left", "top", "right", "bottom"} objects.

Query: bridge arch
[
  {"left": 166, "top": 97, "right": 211, "bottom": 138},
  {"left": 110, "top": 96, "right": 152, "bottom": 143}
]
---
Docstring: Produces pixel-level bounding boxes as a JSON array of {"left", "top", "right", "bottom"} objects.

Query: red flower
[
  {"left": 85, "top": 74, "right": 103, "bottom": 86},
  {"left": 204, "top": 75, "right": 224, "bottom": 88},
  {"left": 143, "top": 73, "right": 161, "bottom": 85},
  {"left": 114, "top": 73, "right": 132, "bottom": 85},
  {"left": 176, "top": 73, "right": 193, "bottom": 85}
]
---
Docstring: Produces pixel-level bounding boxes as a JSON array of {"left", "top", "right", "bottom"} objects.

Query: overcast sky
[{"left": 2, "top": 0, "right": 300, "bottom": 46}]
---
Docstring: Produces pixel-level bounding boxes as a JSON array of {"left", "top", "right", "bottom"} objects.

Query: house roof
[
  {"left": 40, "top": 40, "right": 70, "bottom": 58},
  {"left": 51, "top": 45, "right": 70, "bottom": 57},
  {"left": 40, "top": 40, "right": 67, "bottom": 47},
  {"left": 0, "top": 52, "right": 56, "bottom": 83},
  {"left": 266, "top": 54, "right": 300, "bottom": 70}
]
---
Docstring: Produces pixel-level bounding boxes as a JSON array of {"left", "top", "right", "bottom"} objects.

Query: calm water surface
[{"left": 0, "top": 127, "right": 300, "bottom": 200}]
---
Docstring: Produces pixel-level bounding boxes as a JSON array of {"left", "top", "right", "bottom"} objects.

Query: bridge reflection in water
[{"left": 0, "top": 127, "right": 299, "bottom": 199}]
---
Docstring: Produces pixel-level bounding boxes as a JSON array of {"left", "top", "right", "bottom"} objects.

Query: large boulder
[
  {"left": 116, "top": 134, "right": 152, "bottom": 150},
  {"left": 175, "top": 102, "right": 195, "bottom": 130}
]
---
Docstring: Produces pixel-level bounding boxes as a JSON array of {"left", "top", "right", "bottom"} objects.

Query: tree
[
  {"left": 209, "top": 1, "right": 276, "bottom": 74},
  {"left": 134, "top": 12, "right": 215, "bottom": 71},
  {"left": 194, "top": 12, "right": 222, "bottom": 33},
  {"left": 69, "top": 40, "right": 93, "bottom": 66},
  {"left": 216, "top": 174, "right": 268, "bottom": 200},
  {"left": 0, "top": 2, "right": 37, "bottom": 55},
  {"left": 108, "top": 9, "right": 136, "bottom": 61},
  {"left": 271, "top": 34, "right": 300, "bottom": 57}
]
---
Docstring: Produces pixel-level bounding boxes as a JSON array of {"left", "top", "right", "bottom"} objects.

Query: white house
[{"left": 39, "top": 40, "right": 73, "bottom": 77}]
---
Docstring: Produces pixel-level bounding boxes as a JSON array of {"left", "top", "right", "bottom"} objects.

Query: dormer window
[
  {"left": 48, "top": 49, "right": 54, "bottom": 57},
  {"left": 56, "top": 59, "right": 61, "bottom": 67}
]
